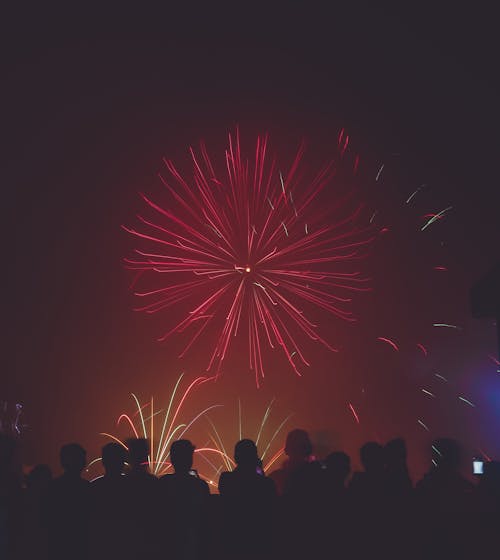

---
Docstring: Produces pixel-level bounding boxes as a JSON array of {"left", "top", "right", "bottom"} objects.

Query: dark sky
[{"left": 3, "top": 6, "right": 500, "bottom": 477}]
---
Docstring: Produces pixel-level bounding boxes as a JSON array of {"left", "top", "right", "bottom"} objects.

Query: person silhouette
[
  {"left": 46, "top": 443, "right": 90, "bottom": 560},
  {"left": 89, "top": 443, "right": 127, "bottom": 558},
  {"left": 474, "top": 460, "right": 500, "bottom": 553},
  {"left": 349, "top": 441, "right": 386, "bottom": 504},
  {"left": 348, "top": 442, "right": 387, "bottom": 557},
  {"left": 324, "top": 451, "right": 350, "bottom": 497},
  {"left": 27, "top": 464, "right": 53, "bottom": 492},
  {"left": 416, "top": 438, "right": 474, "bottom": 511},
  {"left": 123, "top": 438, "right": 158, "bottom": 557},
  {"left": 317, "top": 451, "right": 352, "bottom": 555},
  {"left": 101, "top": 442, "right": 126, "bottom": 478},
  {"left": 219, "top": 439, "right": 276, "bottom": 559},
  {"left": 476, "top": 460, "right": 500, "bottom": 513},
  {"left": 415, "top": 438, "right": 475, "bottom": 556},
  {"left": 23, "top": 464, "right": 52, "bottom": 559},
  {"left": 384, "top": 438, "right": 412, "bottom": 499},
  {"left": 0, "top": 434, "right": 22, "bottom": 558},
  {"left": 383, "top": 439, "right": 414, "bottom": 557},
  {"left": 158, "top": 439, "right": 209, "bottom": 560},
  {"left": 269, "top": 429, "right": 323, "bottom": 558},
  {"left": 269, "top": 429, "right": 318, "bottom": 496}
]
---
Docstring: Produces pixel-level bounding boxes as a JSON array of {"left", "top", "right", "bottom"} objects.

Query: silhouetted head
[
  {"left": 60, "top": 443, "right": 86, "bottom": 476},
  {"left": 234, "top": 439, "right": 259, "bottom": 469},
  {"left": 284, "top": 429, "right": 313, "bottom": 461},
  {"left": 127, "top": 438, "right": 150, "bottom": 470},
  {"left": 102, "top": 443, "right": 126, "bottom": 476},
  {"left": 431, "top": 438, "right": 461, "bottom": 470},
  {"left": 27, "top": 464, "right": 52, "bottom": 492},
  {"left": 170, "top": 439, "right": 195, "bottom": 474},
  {"left": 360, "top": 442, "right": 385, "bottom": 473},
  {"left": 325, "top": 451, "right": 351, "bottom": 483},
  {"left": 0, "top": 433, "right": 16, "bottom": 469},
  {"left": 385, "top": 438, "right": 407, "bottom": 468}
]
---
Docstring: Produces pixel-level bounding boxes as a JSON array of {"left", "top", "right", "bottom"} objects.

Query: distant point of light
[{"left": 245, "top": 266, "right": 251, "bottom": 273}]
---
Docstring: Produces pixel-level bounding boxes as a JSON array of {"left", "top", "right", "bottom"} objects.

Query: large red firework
[{"left": 124, "top": 130, "right": 373, "bottom": 385}]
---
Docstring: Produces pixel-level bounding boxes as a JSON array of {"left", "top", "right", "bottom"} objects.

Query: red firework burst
[{"left": 123, "top": 130, "right": 373, "bottom": 385}]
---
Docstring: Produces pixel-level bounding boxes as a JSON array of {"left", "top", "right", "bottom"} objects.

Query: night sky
[{"left": 4, "top": 6, "right": 500, "bottom": 480}]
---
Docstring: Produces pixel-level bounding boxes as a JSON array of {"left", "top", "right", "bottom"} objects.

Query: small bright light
[{"left": 245, "top": 266, "right": 251, "bottom": 273}]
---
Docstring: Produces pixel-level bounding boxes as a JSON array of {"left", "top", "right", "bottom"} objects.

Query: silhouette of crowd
[{"left": 1, "top": 429, "right": 499, "bottom": 559}]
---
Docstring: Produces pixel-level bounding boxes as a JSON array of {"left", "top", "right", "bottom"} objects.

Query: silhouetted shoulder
[
  {"left": 51, "top": 475, "right": 90, "bottom": 487},
  {"left": 348, "top": 471, "right": 365, "bottom": 489},
  {"left": 49, "top": 475, "right": 90, "bottom": 497},
  {"left": 217, "top": 470, "right": 232, "bottom": 494},
  {"left": 263, "top": 475, "right": 277, "bottom": 497},
  {"left": 159, "top": 472, "right": 210, "bottom": 495},
  {"left": 268, "top": 467, "right": 287, "bottom": 495},
  {"left": 196, "top": 475, "right": 211, "bottom": 495},
  {"left": 124, "top": 470, "right": 158, "bottom": 485},
  {"left": 89, "top": 473, "right": 127, "bottom": 502},
  {"left": 218, "top": 469, "right": 276, "bottom": 500}
]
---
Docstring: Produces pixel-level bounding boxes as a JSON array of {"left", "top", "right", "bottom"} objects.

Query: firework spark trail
[
  {"left": 204, "top": 399, "right": 292, "bottom": 477},
  {"left": 488, "top": 355, "right": 500, "bottom": 366},
  {"left": 458, "top": 396, "right": 476, "bottom": 408},
  {"left": 417, "top": 419, "right": 430, "bottom": 431},
  {"left": 405, "top": 184, "right": 425, "bottom": 204},
  {"left": 431, "top": 444, "right": 442, "bottom": 456},
  {"left": 479, "top": 448, "right": 492, "bottom": 462},
  {"left": 0, "top": 403, "right": 27, "bottom": 437},
  {"left": 421, "top": 389, "right": 436, "bottom": 398},
  {"left": 417, "top": 343, "right": 428, "bottom": 356},
  {"left": 353, "top": 155, "right": 360, "bottom": 174},
  {"left": 124, "top": 130, "right": 373, "bottom": 384},
  {"left": 95, "top": 374, "right": 223, "bottom": 477},
  {"left": 433, "top": 323, "right": 462, "bottom": 330},
  {"left": 348, "top": 402, "right": 360, "bottom": 424},
  {"left": 375, "top": 164, "right": 384, "bottom": 182},
  {"left": 338, "top": 128, "right": 350, "bottom": 156},
  {"left": 421, "top": 206, "right": 453, "bottom": 231},
  {"left": 377, "top": 337, "right": 399, "bottom": 352}
]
